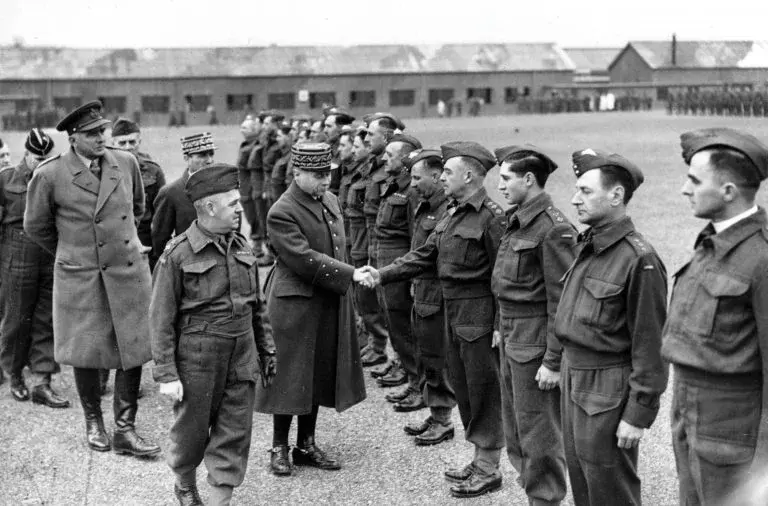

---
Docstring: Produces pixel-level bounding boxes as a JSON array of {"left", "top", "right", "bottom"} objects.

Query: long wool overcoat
[
  {"left": 255, "top": 182, "right": 366, "bottom": 415},
  {"left": 24, "top": 147, "right": 152, "bottom": 369}
]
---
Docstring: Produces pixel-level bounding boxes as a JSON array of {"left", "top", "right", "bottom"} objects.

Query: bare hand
[
  {"left": 535, "top": 365, "right": 560, "bottom": 391},
  {"left": 159, "top": 380, "right": 184, "bottom": 402},
  {"left": 616, "top": 420, "right": 644, "bottom": 449},
  {"left": 492, "top": 330, "right": 501, "bottom": 348},
  {"left": 354, "top": 266, "right": 381, "bottom": 288}
]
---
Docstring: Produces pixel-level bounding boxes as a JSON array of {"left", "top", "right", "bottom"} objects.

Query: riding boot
[
  {"left": 112, "top": 366, "right": 160, "bottom": 457},
  {"left": 73, "top": 367, "right": 110, "bottom": 451}
]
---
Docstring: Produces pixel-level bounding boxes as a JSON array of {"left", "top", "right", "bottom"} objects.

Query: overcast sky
[{"left": 4, "top": 0, "right": 766, "bottom": 48}]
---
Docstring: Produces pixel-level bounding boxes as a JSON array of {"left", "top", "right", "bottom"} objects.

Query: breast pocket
[
  {"left": 450, "top": 226, "right": 485, "bottom": 266},
  {"left": 181, "top": 259, "right": 220, "bottom": 301},
  {"left": 349, "top": 184, "right": 366, "bottom": 210},
  {"left": 504, "top": 238, "right": 539, "bottom": 283},
  {"left": 695, "top": 272, "right": 750, "bottom": 339},
  {"left": 381, "top": 197, "right": 409, "bottom": 228},
  {"left": 233, "top": 254, "right": 259, "bottom": 295},
  {"left": 3, "top": 184, "right": 27, "bottom": 215},
  {"left": 581, "top": 277, "right": 625, "bottom": 330}
]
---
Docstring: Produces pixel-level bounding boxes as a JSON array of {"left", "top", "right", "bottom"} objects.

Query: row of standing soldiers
[{"left": 667, "top": 88, "right": 768, "bottom": 116}]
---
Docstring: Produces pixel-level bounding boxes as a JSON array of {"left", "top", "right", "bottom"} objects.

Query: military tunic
[
  {"left": 246, "top": 139, "right": 267, "bottom": 242},
  {"left": 554, "top": 216, "right": 668, "bottom": 506},
  {"left": 150, "top": 222, "right": 274, "bottom": 488},
  {"left": 134, "top": 152, "right": 165, "bottom": 269},
  {"left": 491, "top": 192, "right": 575, "bottom": 504},
  {"left": 379, "top": 188, "right": 506, "bottom": 450},
  {"left": 151, "top": 170, "right": 197, "bottom": 261},
  {"left": 236, "top": 136, "right": 260, "bottom": 233},
  {"left": 363, "top": 154, "right": 388, "bottom": 266}
]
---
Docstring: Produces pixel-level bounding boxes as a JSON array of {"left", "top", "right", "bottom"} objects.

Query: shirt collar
[
  {"left": 585, "top": 215, "right": 636, "bottom": 255},
  {"left": 457, "top": 187, "right": 487, "bottom": 212},
  {"left": 417, "top": 190, "right": 448, "bottom": 215},
  {"left": 511, "top": 192, "right": 552, "bottom": 229},
  {"left": 74, "top": 149, "right": 96, "bottom": 170},
  {"left": 705, "top": 208, "right": 767, "bottom": 259},
  {"left": 712, "top": 206, "right": 759, "bottom": 234},
  {"left": 186, "top": 221, "right": 223, "bottom": 254}
]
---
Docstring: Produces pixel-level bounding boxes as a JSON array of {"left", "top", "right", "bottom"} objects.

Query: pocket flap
[
  {"left": 507, "top": 345, "right": 546, "bottom": 364},
  {"left": 414, "top": 302, "right": 441, "bottom": 317},
  {"left": 454, "top": 325, "right": 492, "bottom": 343},
  {"left": 695, "top": 436, "right": 755, "bottom": 466},
  {"left": 181, "top": 259, "right": 217, "bottom": 274},
  {"left": 571, "top": 390, "right": 624, "bottom": 416},
  {"left": 704, "top": 273, "right": 749, "bottom": 297},
  {"left": 584, "top": 277, "right": 624, "bottom": 299},
  {"left": 4, "top": 184, "right": 26, "bottom": 194},
  {"left": 454, "top": 227, "right": 483, "bottom": 240},
  {"left": 234, "top": 254, "right": 258, "bottom": 267},
  {"left": 511, "top": 239, "right": 539, "bottom": 252}
]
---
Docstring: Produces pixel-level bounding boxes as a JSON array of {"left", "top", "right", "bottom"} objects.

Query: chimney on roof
[{"left": 672, "top": 33, "right": 677, "bottom": 66}]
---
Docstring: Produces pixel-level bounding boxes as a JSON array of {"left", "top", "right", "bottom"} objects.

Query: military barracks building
[{"left": 0, "top": 43, "right": 575, "bottom": 126}]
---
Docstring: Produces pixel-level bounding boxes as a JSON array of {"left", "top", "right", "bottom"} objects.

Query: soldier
[
  {"left": 152, "top": 133, "right": 215, "bottom": 258},
  {"left": 255, "top": 143, "right": 369, "bottom": 477},
  {"left": 150, "top": 163, "right": 276, "bottom": 506},
  {"left": 374, "top": 134, "right": 423, "bottom": 411},
  {"left": 0, "top": 129, "right": 69, "bottom": 408},
  {"left": 262, "top": 110, "right": 285, "bottom": 211},
  {"left": 0, "top": 137, "right": 11, "bottom": 168},
  {"left": 400, "top": 149, "right": 456, "bottom": 446},
  {"left": 492, "top": 145, "right": 575, "bottom": 505},
  {"left": 24, "top": 101, "right": 160, "bottom": 456},
  {"left": 236, "top": 115, "right": 262, "bottom": 245},
  {"left": 270, "top": 123, "right": 293, "bottom": 203},
  {"left": 323, "top": 107, "right": 355, "bottom": 196},
  {"left": 555, "top": 149, "right": 668, "bottom": 505},
  {"left": 663, "top": 128, "right": 768, "bottom": 506},
  {"left": 361, "top": 142, "right": 506, "bottom": 499}
]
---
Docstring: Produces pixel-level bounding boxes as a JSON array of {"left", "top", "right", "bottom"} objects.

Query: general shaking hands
[{"left": 353, "top": 266, "right": 380, "bottom": 289}]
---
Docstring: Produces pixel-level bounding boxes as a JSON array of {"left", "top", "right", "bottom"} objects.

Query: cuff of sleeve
[
  {"left": 379, "top": 265, "right": 395, "bottom": 285},
  {"left": 621, "top": 398, "right": 659, "bottom": 429},
  {"left": 542, "top": 351, "right": 561, "bottom": 372},
  {"left": 152, "top": 362, "right": 179, "bottom": 383}
]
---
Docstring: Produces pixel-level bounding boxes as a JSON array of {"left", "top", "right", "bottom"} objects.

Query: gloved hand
[{"left": 260, "top": 354, "right": 277, "bottom": 388}]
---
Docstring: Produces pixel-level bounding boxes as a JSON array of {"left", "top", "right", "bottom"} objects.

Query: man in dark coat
[
  {"left": 236, "top": 115, "right": 261, "bottom": 243},
  {"left": 255, "top": 142, "right": 369, "bottom": 477},
  {"left": 151, "top": 133, "right": 215, "bottom": 258},
  {"left": 24, "top": 101, "right": 160, "bottom": 456}
]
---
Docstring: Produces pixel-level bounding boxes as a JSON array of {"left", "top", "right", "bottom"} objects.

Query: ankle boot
[
  {"left": 74, "top": 367, "right": 110, "bottom": 452},
  {"left": 113, "top": 367, "right": 160, "bottom": 457},
  {"left": 292, "top": 436, "right": 341, "bottom": 470}
]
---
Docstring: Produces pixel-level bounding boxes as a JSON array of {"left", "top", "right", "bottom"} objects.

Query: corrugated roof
[
  {"left": 615, "top": 40, "right": 768, "bottom": 69},
  {"left": 0, "top": 43, "right": 574, "bottom": 79},
  {"left": 564, "top": 47, "right": 621, "bottom": 72}
]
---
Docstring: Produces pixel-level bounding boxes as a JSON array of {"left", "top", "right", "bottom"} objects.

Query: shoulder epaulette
[
  {"left": 36, "top": 153, "right": 62, "bottom": 170},
  {"left": 544, "top": 205, "right": 566, "bottom": 224},
  {"left": 483, "top": 198, "right": 505, "bottom": 216},
  {"left": 625, "top": 232, "right": 650, "bottom": 256},
  {"left": 162, "top": 234, "right": 189, "bottom": 257}
]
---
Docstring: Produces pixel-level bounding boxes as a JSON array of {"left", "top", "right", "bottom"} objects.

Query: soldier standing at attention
[
  {"left": 150, "top": 163, "right": 276, "bottom": 506},
  {"left": 555, "top": 149, "right": 668, "bottom": 506},
  {"left": 152, "top": 133, "right": 215, "bottom": 257},
  {"left": 663, "top": 128, "right": 768, "bottom": 506},
  {"left": 0, "top": 129, "right": 69, "bottom": 408},
  {"left": 236, "top": 115, "right": 262, "bottom": 243},
  {"left": 323, "top": 107, "right": 355, "bottom": 196},
  {"left": 492, "top": 145, "right": 575, "bottom": 505},
  {"left": 361, "top": 142, "right": 507, "bottom": 499}
]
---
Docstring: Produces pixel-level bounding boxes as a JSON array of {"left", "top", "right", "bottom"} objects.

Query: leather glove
[{"left": 260, "top": 353, "right": 277, "bottom": 388}]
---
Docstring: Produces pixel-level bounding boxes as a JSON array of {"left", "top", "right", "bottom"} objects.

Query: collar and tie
[
  {"left": 90, "top": 159, "right": 101, "bottom": 179},
  {"left": 694, "top": 223, "right": 716, "bottom": 249}
]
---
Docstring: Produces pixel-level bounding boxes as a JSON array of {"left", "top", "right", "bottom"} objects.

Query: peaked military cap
[
  {"left": 184, "top": 163, "right": 239, "bottom": 202},
  {"left": 571, "top": 148, "right": 644, "bottom": 190},
  {"left": 111, "top": 117, "right": 140, "bottom": 137},
  {"left": 325, "top": 107, "right": 355, "bottom": 125},
  {"left": 181, "top": 132, "right": 216, "bottom": 156},
  {"left": 441, "top": 141, "right": 496, "bottom": 172},
  {"left": 25, "top": 128, "right": 55, "bottom": 156},
  {"left": 680, "top": 127, "right": 768, "bottom": 180},
  {"left": 495, "top": 144, "right": 557, "bottom": 173},
  {"left": 389, "top": 134, "right": 422, "bottom": 150},
  {"left": 403, "top": 148, "right": 442, "bottom": 171},
  {"left": 291, "top": 142, "right": 333, "bottom": 172},
  {"left": 56, "top": 100, "right": 111, "bottom": 134}
]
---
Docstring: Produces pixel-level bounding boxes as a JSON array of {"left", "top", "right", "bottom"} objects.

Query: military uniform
[
  {"left": 493, "top": 190, "right": 575, "bottom": 505},
  {"left": 364, "top": 153, "right": 388, "bottom": 267},
  {"left": 270, "top": 143, "right": 291, "bottom": 203},
  {"left": 134, "top": 152, "right": 165, "bottom": 269},
  {"left": 262, "top": 136, "right": 282, "bottom": 208},
  {"left": 152, "top": 170, "right": 197, "bottom": 256},
  {"left": 236, "top": 135, "right": 260, "bottom": 235},
  {"left": 246, "top": 136, "right": 267, "bottom": 243}
]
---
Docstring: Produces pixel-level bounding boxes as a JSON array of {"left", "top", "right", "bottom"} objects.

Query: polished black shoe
[
  {"left": 174, "top": 483, "right": 204, "bottom": 506},
  {"left": 449, "top": 471, "right": 502, "bottom": 498},
  {"left": 270, "top": 445, "right": 292, "bottom": 476},
  {"left": 376, "top": 363, "right": 407, "bottom": 387},
  {"left": 113, "top": 430, "right": 161, "bottom": 457},
  {"left": 404, "top": 416, "right": 433, "bottom": 436},
  {"left": 393, "top": 389, "right": 426, "bottom": 412},
  {"left": 360, "top": 347, "right": 387, "bottom": 367},
  {"left": 32, "top": 384, "right": 70, "bottom": 408},
  {"left": 444, "top": 463, "right": 476, "bottom": 483},
  {"left": 415, "top": 421, "right": 454, "bottom": 446},
  {"left": 369, "top": 361, "right": 393, "bottom": 379},
  {"left": 292, "top": 443, "right": 341, "bottom": 471},
  {"left": 86, "top": 418, "right": 111, "bottom": 452},
  {"left": 10, "top": 376, "right": 30, "bottom": 402},
  {"left": 385, "top": 385, "right": 411, "bottom": 403}
]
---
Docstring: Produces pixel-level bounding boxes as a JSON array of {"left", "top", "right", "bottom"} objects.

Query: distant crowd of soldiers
[
  {"left": 517, "top": 92, "right": 653, "bottom": 114},
  {"left": 667, "top": 88, "right": 768, "bottom": 116}
]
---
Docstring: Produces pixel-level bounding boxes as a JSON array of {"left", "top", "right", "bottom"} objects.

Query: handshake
[{"left": 352, "top": 266, "right": 381, "bottom": 289}]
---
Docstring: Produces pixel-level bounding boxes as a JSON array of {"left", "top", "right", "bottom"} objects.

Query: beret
[
  {"left": 389, "top": 133, "right": 422, "bottom": 150},
  {"left": 181, "top": 132, "right": 216, "bottom": 155},
  {"left": 571, "top": 148, "right": 644, "bottom": 191},
  {"left": 680, "top": 127, "right": 768, "bottom": 180},
  {"left": 291, "top": 142, "right": 333, "bottom": 172},
  {"left": 495, "top": 144, "right": 557, "bottom": 173},
  {"left": 403, "top": 148, "right": 442, "bottom": 171},
  {"left": 111, "top": 117, "right": 140, "bottom": 137},
  {"left": 441, "top": 141, "right": 496, "bottom": 172},
  {"left": 56, "top": 100, "right": 111, "bottom": 134},
  {"left": 184, "top": 163, "right": 239, "bottom": 202},
  {"left": 25, "top": 128, "right": 55, "bottom": 156}
]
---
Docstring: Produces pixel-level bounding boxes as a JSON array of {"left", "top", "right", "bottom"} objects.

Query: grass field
[{"left": 1, "top": 111, "right": 767, "bottom": 505}]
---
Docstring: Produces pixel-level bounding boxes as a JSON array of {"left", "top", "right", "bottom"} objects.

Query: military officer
[
  {"left": 236, "top": 115, "right": 262, "bottom": 242},
  {"left": 255, "top": 143, "right": 369, "bottom": 477},
  {"left": 323, "top": 107, "right": 355, "bottom": 196},
  {"left": 152, "top": 133, "right": 215, "bottom": 257},
  {"left": 492, "top": 145, "right": 575, "bottom": 505},
  {"left": 663, "top": 128, "right": 768, "bottom": 506},
  {"left": 0, "top": 128, "right": 69, "bottom": 408},
  {"left": 151, "top": 163, "right": 276, "bottom": 506},
  {"left": 555, "top": 149, "right": 668, "bottom": 506},
  {"left": 361, "top": 142, "right": 507, "bottom": 499},
  {"left": 24, "top": 101, "right": 160, "bottom": 456},
  {"left": 374, "top": 133, "right": 423, "bottom": 411},
  {"left": 400, "top": 149, "right": 456, "bottom": 445}
]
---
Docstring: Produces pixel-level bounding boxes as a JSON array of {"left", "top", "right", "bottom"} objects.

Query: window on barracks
[
  {"left": 53, "top": 97, "right": 82, "bottom": 112},
  {"left": 467, "top": 87, "right": 492, "bottom": 104},
  {"left": 504, "top": 87, "right": 519, "bottom": 104},
  {"left": 428, "top": 88, "right": 454, "bottom": 106},
  {"left": 389, "top": 89, "right": 415, "bottom": 107},
  {"left": 227, "top": 94, "right": 253, "bottom": 111},
  {"left": 98, "top": 96, "right": 127, "bottom": 115},
  {"left": 349, "top": 90, "right": 376, "bottom": 108},
  {"left": 185, "top": 95, "right": 211, "bottom": 113},
  {"left": 141, "top": 96, "right": 170, "bottom": 114},
  {"left": 309, "top": 92, "right": 337, "bottom": 109},
  {"left": 268, "top": 93, "right": 295, "bottom": 110},
  {"left": 656, "top": 87, "right": 669, "bottom": 101}
]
